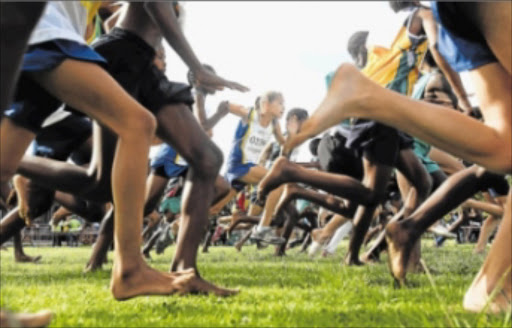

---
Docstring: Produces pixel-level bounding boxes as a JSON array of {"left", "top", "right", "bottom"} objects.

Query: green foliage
[{"left": 1, "top": 241, "right": 510, "bottom": 327}]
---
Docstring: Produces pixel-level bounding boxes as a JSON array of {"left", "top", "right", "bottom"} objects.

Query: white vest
[
  {"left": 29, "top": 1, "right": 95, "bottom": 46},
  {"left": 241, "top": 112, "right": 274, "bottom": 164}
]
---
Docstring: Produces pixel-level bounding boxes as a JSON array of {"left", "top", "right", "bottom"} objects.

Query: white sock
[{"left": 324, "top": 221, "right": 353, "bottom": 254}]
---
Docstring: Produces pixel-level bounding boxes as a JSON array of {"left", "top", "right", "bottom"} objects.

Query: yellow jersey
[{"left": 361, "top": 9, "right": 428, "bottom": 96}]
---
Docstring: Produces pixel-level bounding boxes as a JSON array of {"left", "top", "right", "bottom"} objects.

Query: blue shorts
[
  {"left": 225, "top": 162, "right": 255, "bottom": 191},
  {"left": 5, "top": 39, "right": 105, "bottom": 132},
  {"left": 431, "top": 2, "right": 497, "bottom": 72},
  {"left": 151, "top": 163, "right": 188, "bottom": 179},
  {"left": 150, "top": 144, "right": 189, "bottom": 179}
]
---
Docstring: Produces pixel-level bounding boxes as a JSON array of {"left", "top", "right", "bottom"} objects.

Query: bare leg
[
  {"left": 142, "top": 228, "right": 162, "bottom": 260},
  {"left": 385, "top": 166, "right": 500, "bottom": 285},
  {"left": 464, "top": 191, "right": 511, "bottom": 313},
  {"left": 13, "top": 231, "right": 41, "bottom": 263},
  {"left": 312, "top": 215, "right": 348, "bottom": 244},
  {"left": 474, "top": 215, "right": 501, "bottom": 254},
  {"left": 259, "top": 157, "right": 374, "bottom": 204},
  {"left": 0, "top": 208, "right": 26, "bottom": 245},
  {"left": 84, "top": 209, "right": 113, "bottom": 272},
  {"left": 285, "top": 62, "right": 511, "bottom": 173},
  {"left": 0, "top": 119, "right": 35, "bottom": 197},
  {"left": 345, "top": 158, "right": 393, "bottom": 266},
  {"left": 275, "top": 183, "right": 356, "bottom": 219},
  {"left": 143, "top": 173, "right": 168, "bottom": 216},
  {"left": 31, "top": 60, "right": 197, "bottom": 299},
  {"left": 155, "top": 105, "right": 237, "bottom": 296},
  {"left": 258, "top": 184, "right": 285, "bottom": 228},
  {"left": 462, "top": 199, "right": 504, "bottom": 217},
  {"left": 16, "top": 123, "right": 115, "bottom": 201},
  {"left": 54, "top": 193, "right": 107, "bottom": 223},
  {"left": 234, "top": 230, "right": 253, "bottom": 252},
  {"left": 275, "top": 204, "right": 299, "bottom": 256}
]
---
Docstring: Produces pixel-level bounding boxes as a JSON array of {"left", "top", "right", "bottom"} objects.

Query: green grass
[{"left": 1, "top": 241, "right": 510, "bottom": 327}]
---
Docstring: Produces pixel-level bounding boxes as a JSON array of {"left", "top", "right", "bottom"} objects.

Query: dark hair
[
  {"left": 187, "top": 64, "right": 215, "bottom": 86},
  {"left": 309, "top": 138, "right": 321, "bottom": 157},
  {"left": 286, "top": 108, "right": 308, "bottom": 122},
  {"left": 388, "top": 1, "right": 418, "bottom": 13},
  {"left": 347, "top": 31, "right": 369, "bottom": 61}
]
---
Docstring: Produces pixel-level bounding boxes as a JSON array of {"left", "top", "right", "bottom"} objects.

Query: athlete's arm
[
  {"left": 192, "top": 92, "right": 229, "bottom": 133},
  {"left": 143, "top": 2, "right": 249, "bottom": 93},
  {"left": 227, "top": 103, "right": 250, "bottom": 123},
  {"left": 257, "top": 142, "right": 274, "bottom": 167},
  {"left": 419, "top": 8, "right": 472, "bottom": 114}
]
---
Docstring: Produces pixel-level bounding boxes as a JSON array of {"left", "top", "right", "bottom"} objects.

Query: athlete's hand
[
  {"left": 193, "top": 68, "right": 249, "bottom": 93},
  {"left": 216, "top": 101, "right": 230, "bottom": 116}
]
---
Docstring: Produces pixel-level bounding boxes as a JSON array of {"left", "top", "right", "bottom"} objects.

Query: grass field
[{"left": 1, "top": 240, "right": 510, "bottom": 327}]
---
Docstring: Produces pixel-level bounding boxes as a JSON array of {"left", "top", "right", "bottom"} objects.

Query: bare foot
[
  {"left": 84, "top": 257, "right": 104, "bottom": 273},
  {"left": 234, "top": 242, "right": 243, "bottom": 252},
  {"left": 257, "top": 157, "right": 296, "bottom": 202},
  {"left": 385, "top": 220, "right": 418, "bottom": 287},
  {"left": 110, "top": 263, "right": 196, "bottom": 300},
  {"left": 360, "top": 251, "right": 380, "bottom": 264},
  {"left": 12, "top": 175, "right": 31, "bottom": 226},
  {"left": 15, "top": 254, "right": 42, "bottom": 263},
  {"left": 344, "top": 252, "right": 364, "bottom": 266},
  {"left": 311, "top": 228, "right": 332, "bottom": 245},
  {"left": 463, "top": 272, "right": 511, "bottom": 313},
  {"left": 184, "top": 275, "right": 239, "bottom": 297},
  {"left": 328, "top": 63, "right": 373, "bottom": 119},
  {"left": 473, "top": 246, "right": 486, "bottom": 255},
  {"left": 0, "top": 310, "right": 53, "bottom": 328}
]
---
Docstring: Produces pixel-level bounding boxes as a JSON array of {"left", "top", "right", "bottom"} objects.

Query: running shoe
[{"left": 250, "top": 226, "right": 285, "bottom": 245}]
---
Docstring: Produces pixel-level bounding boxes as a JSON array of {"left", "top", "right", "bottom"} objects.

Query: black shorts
[
  {"left": 317, "top": 133, "right": 363, "bottom": 180},
  {"left": 479, "top": 172, "right": 510, "bottom": 197},
  {"left": 4, "top": 84, "right": 62, "bottom": 133},
  {"left": 34, "top": 114, "right": 92, "bottom": 164},
  {"left": 346, "top": 120, "right": 413, "bottom": 166},
  {"left": 87, "top": 28, "right": 194, "bottom": 114}
]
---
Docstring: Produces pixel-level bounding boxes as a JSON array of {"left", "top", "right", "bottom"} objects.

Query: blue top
[{"left": 431, "top": 1, "right": 496, "bottom": 72}]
